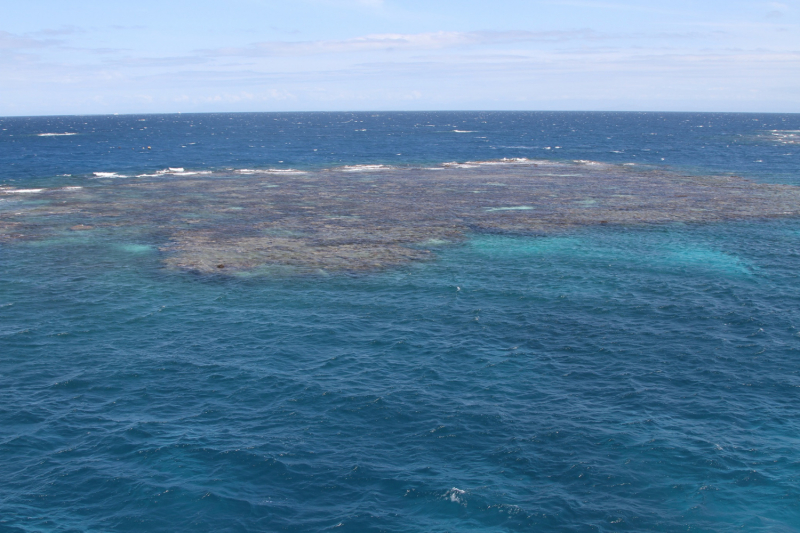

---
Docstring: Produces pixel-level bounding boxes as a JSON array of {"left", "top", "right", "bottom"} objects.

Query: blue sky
[{"left": 1, "top": 0, "right": 799, "bottom": 115}]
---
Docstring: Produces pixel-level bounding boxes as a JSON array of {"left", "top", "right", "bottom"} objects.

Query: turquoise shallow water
[{"left": 1, "top": 112, "right": 800, "bottom": 532}]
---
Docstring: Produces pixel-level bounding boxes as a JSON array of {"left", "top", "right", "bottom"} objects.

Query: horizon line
[{"left": 2, "top": 109, "right": 799, "bottom": 119}]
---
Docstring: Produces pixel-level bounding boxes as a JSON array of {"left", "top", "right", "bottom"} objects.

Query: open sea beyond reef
[{"left": 2, "top": 111, "right": 800, "bottom": 532}]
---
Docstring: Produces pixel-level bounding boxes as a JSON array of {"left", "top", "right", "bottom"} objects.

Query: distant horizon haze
[{"left": 3, "top": 109, "right": 800, "bottom": 120}]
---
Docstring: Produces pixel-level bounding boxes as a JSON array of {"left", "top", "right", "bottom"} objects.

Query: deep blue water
[
  {"left": 1, "top": 111, "right": 798, "bottom": 185},
  {"left": 2, "top": 112, "right": 800, "bottom": 532}
]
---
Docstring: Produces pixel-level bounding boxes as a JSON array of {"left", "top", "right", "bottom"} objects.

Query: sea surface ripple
[{"left": 1, "top": 112, "right": 800, "bottom": 532}]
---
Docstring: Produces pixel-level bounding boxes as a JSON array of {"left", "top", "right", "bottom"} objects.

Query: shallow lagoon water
[{"left": 2, "top": 112, "right": 800, "bottom": 532}]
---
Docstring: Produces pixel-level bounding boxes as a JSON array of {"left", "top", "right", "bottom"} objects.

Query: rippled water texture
[{"left": 1, "top": 112, "right": 800, "bottom": 532}]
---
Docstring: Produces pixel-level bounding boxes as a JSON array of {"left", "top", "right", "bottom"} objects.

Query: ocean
[{"left": 1, "top": 112, "right": 799, "bottom": 532}]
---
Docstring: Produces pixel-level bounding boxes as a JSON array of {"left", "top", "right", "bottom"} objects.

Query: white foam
[
  {"left": 446, "top": 488, "right": 466, "bottom": 503},
  {"left": 154, "top": 168, "right": 199, "bottom": 176},
  {"left": 155, "top": 167, "right": 185, "bottom": 174},
  {"left": 59, "top": 186, "right": 83, "bottom": 191},
  {"left": 452, "top": 130, "right": 475, "bottom": 133},
  {"left": 266, "top": 169, "right": 306, "bottom": 174},
  {"left": 442, "top": 162, "right": 478, "bottom": 169},
  {"left": 339, "top": 164, "right": 393, "bottom": 172},
  {"left": 485, "top": 205, "right": 534, "bottom": 212},
  {"left": 446, "top": 158, "right": 536, "bottom": 168},
  {"left": 767, "top": 130, "right": 800, "bottom": 144},
  {"left": 2, "top": 188, "right": 44, "bottom": 194},
  {"left": 37, "top": 132, "right": 77, "bottom": 137},
  {"left": 137, "top": 170, "right": 204, "bottom": 177},
  {"left": 235, "top": 168, "right": 307, "bottom": 175},
  {"left": 92, "top": 172, "right": 127, "bottom": 178},
  {"left": 481, "top": 157, "right": 532, "bottom": 165}
]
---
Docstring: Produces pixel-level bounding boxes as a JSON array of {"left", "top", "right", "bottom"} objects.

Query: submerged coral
[{"left": 2, "top": 161, "right": 800, "bottom": 273}]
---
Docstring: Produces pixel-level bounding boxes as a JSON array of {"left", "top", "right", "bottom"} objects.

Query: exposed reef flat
[{"left": 2, "top": 161, "right": 800, "bottom": 273}]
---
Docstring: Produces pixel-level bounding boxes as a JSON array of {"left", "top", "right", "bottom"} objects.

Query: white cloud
[
  {"left": 203, "top": 30, "right": 602, "bottom": 58},
  {"left": 31, "top": 26, "right": 86, "bottom": 37},
  {"left": 308, "top": 0, "right": 384, "bottom": 7},
  {"left": 0, "top": 30, "right": 58, "bottom": 50},
  {"left": 1, "top": 19, "right": 798, "bottom": 114}
]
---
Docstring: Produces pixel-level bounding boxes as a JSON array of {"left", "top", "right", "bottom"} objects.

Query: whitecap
[
  {"left": 760, "top": 130, "right": 798, "bottom": 144},
  {"left": 338, "top": 164, "right": 393, "bottom": 172},
  {"left": 234, "top": 168, "right": 307, "bottom": 175},
  {"left": 485, "top": 205, "right": 534, "bottom": 212},
  {"left": 476, "top": 158, "right": 532, "bottom": 165},
  {"left": 1, "top": 188, "right": 44, "bottom": 194},
  {"left": 442, "top": 162, "right": 478, "bottom": 168},
  {"left": 452, "top": 130, "right": 475, "bottom": 133},
  {"left": 37, "top": 132, "right": 77, "bottom": 137},
  {"left": 445, "top": 487, "right": 466, "bottom": 503},
  {"left": 92, "top": 172, "right": 127, "bottom": 178},
  {"left": 265, "top": 169, "right": 306, "bottom": 174},
  {"left": 155, "top": 168, "right": 198, "bottom": 176},
  {"left": 445, "top": 158, "right": 534, "bottom": 168}
]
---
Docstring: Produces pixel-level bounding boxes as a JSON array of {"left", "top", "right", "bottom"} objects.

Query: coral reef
[{"left": 2, "top": 161, "right": 799, "bottom": 273}]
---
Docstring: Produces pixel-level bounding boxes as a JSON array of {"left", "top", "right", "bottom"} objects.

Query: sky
[{"left": 1, "top": 0, "right": 799, "bottom": 115}]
